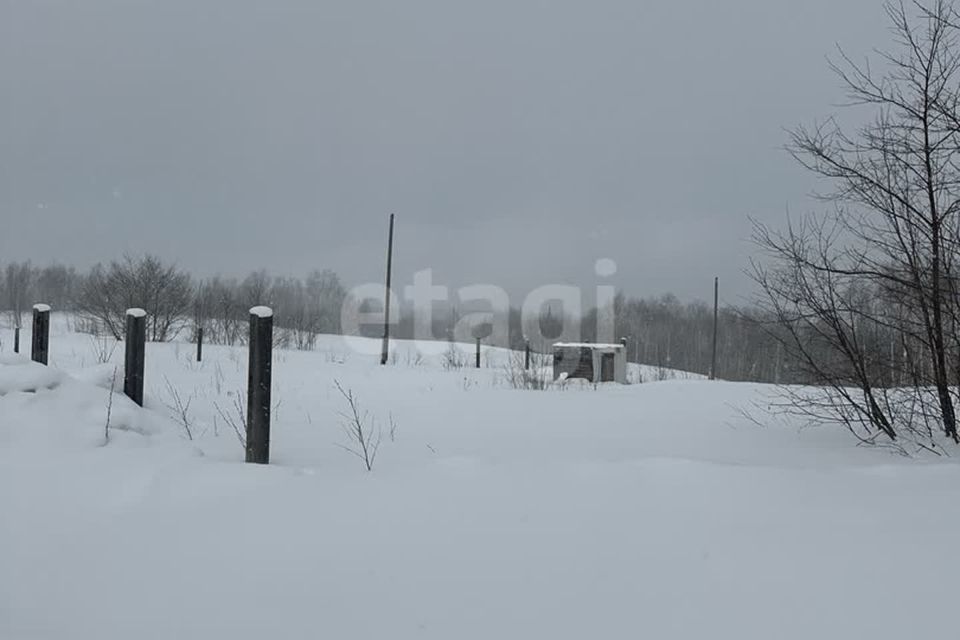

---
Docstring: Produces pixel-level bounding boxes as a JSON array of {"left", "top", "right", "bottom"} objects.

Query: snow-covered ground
[{"left": 2, "top": 315, "right": 959, "bottom": 639}]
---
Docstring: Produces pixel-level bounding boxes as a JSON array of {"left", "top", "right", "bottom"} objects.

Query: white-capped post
[
  {"left": 31, "top": 303, "right": 51, "bottom": 365},
  {"left": 247, "top": 306, "right": 273, "bottom": 464},
  {"left": 124, "top": 308, "right": 147, "bottom": 406}
]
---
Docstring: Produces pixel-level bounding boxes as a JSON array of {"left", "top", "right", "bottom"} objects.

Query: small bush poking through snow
[
  {"left": 162, "top": 376, "right": 195, "bottom": 441},
  {"left": 503, "top": 350, "right": 552, "bottom": 391},
  {"left": 333, "top": 380, "right": 384, "bottom": 471},
  {"left": 214, "top": 390, "right": 247, "bottom": 449},
  {"left": 442, "top": 341, "right": 469, "bottom": 371}
]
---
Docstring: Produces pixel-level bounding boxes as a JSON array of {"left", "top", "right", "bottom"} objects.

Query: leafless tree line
[
  {"left": 0, "top": 254, "right": 848, "bottom": 384},
  {"left": 0, "top": 256, "right": 347, "bottom": 348},
  {"left": 192, "top": 267, "right": 346, "bottom": 347}
]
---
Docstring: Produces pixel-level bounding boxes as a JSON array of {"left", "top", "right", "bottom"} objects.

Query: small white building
[{"left": 552, "top": 342, "right": 627, "bottom": 384}]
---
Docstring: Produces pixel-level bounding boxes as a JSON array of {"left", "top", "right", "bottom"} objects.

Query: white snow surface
[
  {"left": 126, "top": 307, "right": 147, "bottom": 318},
  {"left": 31, "top": 303, "right": 51, "bottom": 313},
  {"left": 2, "top": 314, "right": 959, "bottom": 639},
  {"left": 249, "top": 305, "right": 273, "bottom": 318}
]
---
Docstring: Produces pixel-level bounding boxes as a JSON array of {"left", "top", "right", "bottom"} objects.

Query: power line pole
[
  {"left": 710, "top": 276, "right": 718, "bottom": 380},
  {"left": 380, "top": 213, "right": 395, "bottom": 365}
]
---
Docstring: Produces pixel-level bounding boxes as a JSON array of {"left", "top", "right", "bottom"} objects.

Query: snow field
[{"left": 1, "top": 314, "right": 958, "bottom": 639}]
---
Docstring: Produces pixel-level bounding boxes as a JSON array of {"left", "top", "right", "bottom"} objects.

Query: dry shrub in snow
[
  {"left": 333, "top": 380, "right": 390, "bottom": 471},
  {"left": 503, "top": 350, "right": 552, "bottom": 390},
  {"left": 161, "top": 376, "right": 195, "bottom": 441},
  {"left": 442, "top": 341, "right": 469, "bottom": 371},
  {"left": 214, "top": 390, "right": 247, "bottom": 449}
]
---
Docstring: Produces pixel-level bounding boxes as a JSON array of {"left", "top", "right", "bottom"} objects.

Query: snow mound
[
  {"left": 0, "top": 358, "right": 174, "bottom": 450},
  {"left": 0, "top": 355, "right": 66, "bottom": 395}
]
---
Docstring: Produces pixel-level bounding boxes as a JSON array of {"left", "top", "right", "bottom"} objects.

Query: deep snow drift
[{"left": 2, "top": 316, "right": 959, "bottom": 639}]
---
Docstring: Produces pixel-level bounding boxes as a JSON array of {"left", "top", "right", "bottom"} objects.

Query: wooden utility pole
[
  {"left": 710, "top": 277, "right": 719, "bottom": 380},
  {"left": 380, "top": 213, "right": 395, "bottom": 366}
]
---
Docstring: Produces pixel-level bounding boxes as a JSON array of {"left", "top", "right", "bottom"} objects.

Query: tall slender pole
[
  {"left": 710, "top": 276, "right": 719, "bottom": 380},
  {"left": 196, "top": 326, "right": 204, "bottom": 362},
  {"left": 476, "top": 337, "right": 481, "bottom": 368},
  {"left": 380, "top": 213, "right": 395, "bottom": 365}
]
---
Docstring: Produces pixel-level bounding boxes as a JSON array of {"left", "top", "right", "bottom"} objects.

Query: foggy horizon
[{"left": 1, "top": 0, "right": 886, "bottom": 305}]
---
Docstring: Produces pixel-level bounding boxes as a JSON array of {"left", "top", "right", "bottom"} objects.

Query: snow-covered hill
[{"left": 2, "top": 315, "right": 958, "bottom": 639}]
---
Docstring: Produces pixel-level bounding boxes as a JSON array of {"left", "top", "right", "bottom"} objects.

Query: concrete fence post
[
  {"left": 246, "top": 306, "right": 273, "bottom": 464},
  {"left": 124, "top": 308, "right": 146, "bottom": 406},
  {"left": 31, "top": 304, "right": 51, "bottom": 365}
]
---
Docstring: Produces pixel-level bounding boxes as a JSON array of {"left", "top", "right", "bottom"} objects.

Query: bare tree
[
  {"left": 200, "top": 276, "right": 244, "bottom": 345},
  {"left": 76, "top": 255, "right": 193, "bottom": 341},
  {"left": 4, "top": 261, "right": 33, "bottom": 327},
  {"left": 753, "top": 0, "right": 960, "bottom": 445},
  {"left": 305, "top": 269, "right": 347, "bottom": 335}
]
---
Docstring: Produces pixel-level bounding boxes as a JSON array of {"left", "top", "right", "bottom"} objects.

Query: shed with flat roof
[{"left": 552, "top": 342, "right": 627, "bottom": 384}]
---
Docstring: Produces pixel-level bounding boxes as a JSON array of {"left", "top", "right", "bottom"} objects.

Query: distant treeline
[
  {"left": 0, "top": 257, "right": 346, "bottom": 350},
  {"left": 0, "top": 256, "right": 815, "bottom": 384}
]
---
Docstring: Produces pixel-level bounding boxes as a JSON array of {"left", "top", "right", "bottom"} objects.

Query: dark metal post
[
  {"left": 124, "top": 308, "right": 146, "bottom": 406},
  {"left": 710, "top": 277, "right": 719, "bottom": 380},
  {"left": 380, "top": 213, "right": 395, "bottom": 365},
  {"left": 476, "top": 337, "right": 481, "bottom": 368},
  {"left": 31, "top": 304, "right": 51, "bottom": 365},
  {"left": 524, "top": 340, "right": 531, "bottom": 370},
  {"left": 196, "top": 326, "right": 204, "bottom": 362},
  {"left": 14, "top": 304, "right": 22, "bottom": 353},
  {"left": 247, "top": 306, "right": 273, "bottom": 464}
]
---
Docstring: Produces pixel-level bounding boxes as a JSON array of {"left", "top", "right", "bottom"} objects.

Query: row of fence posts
[
  {"left": 18, "top": 303, "right": 274, "bottom": 465},
  {"left": 10, "top": 304, "right": 51, "bottom": 363},
  {"left": 469, "top": 339, "right": 534, "bottom": 370}
]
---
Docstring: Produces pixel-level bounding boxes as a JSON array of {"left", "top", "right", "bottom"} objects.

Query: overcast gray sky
[{"left": 0, "top": 0, "right": 887, "bottom": 304}]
